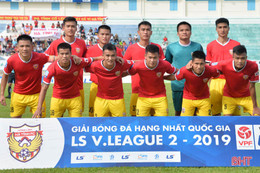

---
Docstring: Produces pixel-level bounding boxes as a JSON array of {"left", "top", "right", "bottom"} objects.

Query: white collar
[
  {"left": 179, "top": 41, "right": 191, "bottom": 47},
  {"left": 57, "top": 59, "right": 72, "bottom": 71},
  {"left": 216, "top": 38, "right": 230, "bottom": 46},
  {"left": 101, "top": 60, "right": 116, "bottom": 71},
  {"left": 144, "top": 59, "right": 159, "bottom": 70},
  {"left": 62, "top": 36, "right": 76, "bottom": 45},
  {"left": 192, "top": 67, "right": 205, "bottom": 77},
  {"left": 18, "top": 53, "right": 32, "bottom": 63},
  {"left": 232, "top": 60, "right": 247, "bottom": 72}
]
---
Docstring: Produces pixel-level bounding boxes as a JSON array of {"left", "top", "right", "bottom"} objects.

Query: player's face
[
  {"left": 103, "top": 49, "right": 117, "bottom": 67},
  {"left": 63, "top": 21, "right": 77, "bottom": 37},
  {"left": 177, "top": 24, "right": 191, "bottom": 40},
  {"left": 145, "top": 52, "right": 159, "bottom": 69},
  {"left": 98, "top": 29, "right": 111, "bottom": 45},
  {"left": 17, "top": 40, "right": 33, "bottom": 59},
  {"left": 233, "top": 52, "right": 247, "bottom": 70},
  {"left": 58, "top": 48, "right": 71, "bottom": 65},
  {"left": 138, "top": 25, "right": 152, "bottom": 41},
  {"left": 216, "top": 23, "right": 229, "bottom": 38},
  {"left": 192, "top": 58, "right": 206, "bottom": 75}
]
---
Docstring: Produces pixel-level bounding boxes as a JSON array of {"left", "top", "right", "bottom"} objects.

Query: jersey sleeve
[
  {"left": 84, "top": 62, "right": 95, "bottom": 73},
  {"left": 80, "top": 58, "right": 93, "bottom": 68},
  {"left": 40, "top": 53, "right": 50, "bottom": 64},
  {"left": 127, "top": 63, "right": 137, "bottom": 75},
  {"left": 123, "top": 47, "right": 132, "bottom": 60},
  {"left": 165, "top": 61, "right": 177, "bottom": 74},
  {"left": 249, "top": 63, "right": 259, "bottom": 82},
  {"left": 3, "top": 58, "right": 13, "bottom": 75},
  {"left": 211, "top": 61, "right": 222, "bottom": 72},
  {"left": 122, "top": 59, "right": 134, "bottom": 71},
  {"left": 43, "top": 64, "right": 55, "bottom": 84},
  {"left": 209, "top": 65, "right": 220, "bottom": 78},
  {"left": 165, "top": 47, "right": 173, "bottom": 64},
  {"left": 175, "top": 67, "right": 185, "bottom": 81}
]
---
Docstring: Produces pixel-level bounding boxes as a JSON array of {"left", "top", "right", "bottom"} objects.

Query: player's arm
[
  {"left": 163, "top": 74, "right": 176, "bottom": 81},
  {"left": 0, "top": 73, "right": 8, "bottom": 106},
  {"left": 249, "top": 82, "right": 260, "bottom": 116},
  {"left": 33, "top": 83, "right": 49, "bottom": 118}
]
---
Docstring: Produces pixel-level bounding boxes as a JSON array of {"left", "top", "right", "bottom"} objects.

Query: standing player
[
  {"left": 212, "top": 45, "right": 260, "bottom": 116},
  {"left": 85, "top": 43, "right": 133, "bottom": 117},
  {"left": 124, "top": 21, "right": 165, "bottom": 116},
  {"left": 207, "top": 18, "right": 240, "bottom": 116},
  {"left": 127, "top": 45, "right": 177, "bottom": 116},
  {"left": 0, "top": 34, "right": 55, "bottom": 118},
  {"left": 165, "top": 21, "right": 203, "bottom": 116},
  {"left": 86, "top": 25, "right": 123, "bottom": 117},
  {"left": 5, "top": 50, "right": 16, "bottom": 99},
  {"left": 45, "top": 16, "right": 87, "bottom": 113},
  {"left": 34, "top": 43, "right": 94, "bottom": 118},
  {"left": 167, "top": 51, "right": 220, "bottom": 116}
]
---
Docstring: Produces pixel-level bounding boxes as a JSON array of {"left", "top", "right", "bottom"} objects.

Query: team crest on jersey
[
  {"left": 203, "top": 78, "right": 209, "bottom": 83},
  {"left": 115, "top": 71, "right": 121, "bottom": 76},
  {"left": 156, "top": 72, "right": 162, "bottom": 77},
  {"left": 255, "top": 71, "right": 259, "bottom": 76},
  {"left": 76, "top": 48, "right": 81, "bottom": 53},
  {"left": 33, "top": 64, "right": 39, "bottom": 70},
  {"left": 243, "top": 75, "right": 249, "bottom": 80},
  {"left": 73, "top": 71, "right": 79, "bottom": 76},
  {"left": 7, "top": 124, "right": 43, "bottom": 163}
]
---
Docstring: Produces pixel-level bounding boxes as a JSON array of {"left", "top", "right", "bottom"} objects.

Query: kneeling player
[
  {"left": 212, "top": 45, "right": 260, "bottom": 116},
  {"left": 168, "top": 51, "right": 220, "bottom": 116},
  {"left": 85, "top": 43, "right": 133, "bottom": 117},
  {"left": 33, "top": 43, "right": 94, "bottom": 118},
  {"left": 127, "top": 44, "right": 177, "bottom": 116}
]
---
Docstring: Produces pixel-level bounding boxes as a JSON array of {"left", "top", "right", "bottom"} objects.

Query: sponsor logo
[
  {"left": 122, "top": 154, "right": 130, "bottom": 159},
  {"left": 138, "top": 154, "right": 148, "bottom": 160},
  {"left": 84, "top": 58, "right": 89, "bottom": 62},
  {"left": 238, "top": 126, "right": 251, "bottom": 139},
  {"left": 73, "top": 71, "right": 79, "bottom": 76},
  {"left": 76, "top": 48, "right": 80, "bottom": 53},
  {"left": 127, "top": 60, "right": 132, "bottom": 64},
  {"left": 93, "top": 155, "right": 103, "bottom": 160},
  {"left": 110, "top": 154, "right": 114, "bottom": 160},
  {"left": 76, "top": 155, "right": 85, "bottom": 160},
  {"left": 203, "top": 78, "right": 209, "bottom": 83},
  {"left": 7, "top": 124, "right": 43, "bottom": 162},
  {"left": 235, "top": 125, "right": 255, "bottom": 150},
  {"left": 243, "top": 75, "right": 249, "bottom": 80},
  {"left": 156, "top": 72, "right": 162, "bottom": 77},
  {"left": 232, "top": 156, "right": 252, "bottom": 166},
  {"left": 33, "top": 64, "right": 39, "bottom": 70},
  {"left": 154, "top": 154, "right": 159, "bottom": 160},
  {"left": 166, "top": 155, "right": 174, "bottom": 159},
  {"left": 115, "top": 71, "right": 120, "bottom": 76}
]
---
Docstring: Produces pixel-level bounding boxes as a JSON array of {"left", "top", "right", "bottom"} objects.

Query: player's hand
[
  {"left": 186, "top": 60, "right": 192, "bottom": 70},
  {"left": 252, "top": 107, "right": 260, "bottom": 116},
  {"left": 116, "top": 56, "right": 124, "bottom": 64},
  {"left": 72, "top": 55, "right": 82, "bottom": 65},
  {"left": 0, "top": 95, "right": 6, "bottom": 106},
  {"left": 33, "top": 109, "right": 42, "bottom": 118}
]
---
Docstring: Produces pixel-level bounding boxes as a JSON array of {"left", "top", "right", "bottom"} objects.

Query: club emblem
[
  {"left": 156, "top": 72, "right": 162, "bottom": 77},
  {"left": 115, "top": 71, "right": 120, "bottom": 76},
  {"left": 243, "top": 75, "right": 248, "bottom": 80},
  {"left": 33, "top": 64, "right": 39, "bottom": 70},
  {"left": 73, "top": 71, "right": 79, "bottom": 76},
  {"left": 7, "top": 124, "right": 43, "bottom": 162},
  {"left": 76, "top": 48, "right": 80, "bottom": 53},
  {"left": 203, "top": 78, "right": 208, "bottom": 83}
]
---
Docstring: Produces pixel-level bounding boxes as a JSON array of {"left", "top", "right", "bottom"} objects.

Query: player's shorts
[
  {"left": 80, "top": 89, "right": 84, "bottom": 112},
  {"left": 130, "top": 93, "right": 138, "bottom": 116},
  {"left": 50, "top": 96, "right": 82, "bottom": 118},
  {"left": 89, "top": 82, "right": 98, "bottom": 117},
  {"left": 210, "top": 78, "right": 240, "bottom": 115},
  {"left": 10, "top": 92, "right": 46, "bottom": 118},
  {"left": 94, "top": 96, "right": 126, "bottom": 117},
  {"left": 8, "top": 73, "right": 15, "bottom": 84},
  {"left": 136, "top": 96, "right": 168, "bottom": 117},
  {"left": 181, "top": 98, "right": 211, "bottom": 116},
  {"left": 172, "top": 91, "right": 183, "bottom": 112},
  {"left": 222, "top": 96, "right": 252, "bottom": 115}
]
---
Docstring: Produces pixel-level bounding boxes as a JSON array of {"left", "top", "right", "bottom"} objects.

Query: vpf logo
[
  {"left": 7, "top": 124, "right": 43, "bottom": 162},
  {"left": 238, "top": 126, "right": 252, "bottom": 139}
]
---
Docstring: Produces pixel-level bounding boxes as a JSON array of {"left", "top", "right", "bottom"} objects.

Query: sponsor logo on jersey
[
  {"left": 33, "top": 64, "right": 39, "bottom": 70},
  {"left": 73, "top": 71, "right": 79, "bottom": 76},
  {"left": 7, "top": 124, "right": 43, "bottom": 162}
]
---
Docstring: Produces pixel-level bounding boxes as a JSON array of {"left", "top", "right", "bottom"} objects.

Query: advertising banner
[
  {"left": 29, "top": 28, "right": 61, "bottom": 40},
  {"left": 31, "top": 16, "right": 106, "bottom": 21},
  {"left": 0, "top": 116, "right": 260, "bottom": 169},
  {"left": 0, "top": 15, "right": 30, "bottom": 21}
]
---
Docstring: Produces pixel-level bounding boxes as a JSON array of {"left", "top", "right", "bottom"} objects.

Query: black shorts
[{"left": 8, "top": 73, "right": 15, "bottom": 84}]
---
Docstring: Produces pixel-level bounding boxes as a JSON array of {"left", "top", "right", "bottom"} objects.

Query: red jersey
[
  {"left": 34, "top": 21, "right": 38, "bottom": 27},
  {"left": 45, "top": 37, "right": 87, "bottom": 90},
  {"left": 43, "top": 58, "right": 92, "bottom": 99},
  {"left": 175, "top": 66, "right": 220, "bottom": 100},
  {"left": 213, "top": 59, "right": 259, "bottom": 98},
  {"left": 124, "top": 42, "right": 165, "bottom": 93},
  {"left": 12, "top": 21, "right": 15, "bottom": 27},
  {"left": 206, "top": 39, "right": 240, "bottom": 79},
  {"left": 85, "top": 59, "right": 133, "bottom": 100},
  {"left": 86, "top": 44, "right": 123, "bottom": 84},
  {"left": 4, "top": 52, "right": 49, "bottom": 95},
  {"left": 128, "top": 59, "right": 176, "bottom": 98}
]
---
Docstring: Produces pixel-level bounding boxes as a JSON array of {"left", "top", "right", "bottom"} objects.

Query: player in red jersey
[
  {"left": 127, "top": 44, "right": 176, "bottom": 116},
  {"left": 0, "top": 34, "right": 56, "bottom": 118},
  {"left": 34, "top": 43, "right": 95, "bottom": 118},
  {"left": 86, "top": 25, "right": 123, "bottom": 117},
  {"left": 45, "top": 17, "right": 87, "bottom": 112},
  {"left": 206, "top": 18, "right": 240, "bottom": 116},
  {"left": 85, "top": 43, "right": 133, "bottom": 117},
  {"left": 212, "top": 45, "right": 260, "bottom": 116},
  {"left": 124, "top": 21, "right": 165, "bottom": 116}
]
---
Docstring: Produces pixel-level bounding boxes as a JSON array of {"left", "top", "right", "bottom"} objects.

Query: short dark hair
[
  {"left": 98, "top": 25, "right": 111, "bottom": 33},
  {"left": 215, "top": 18, "right": 229, "bottom": 26},
  {"left": 57, "top": 43, "right": 71, "bottom": 53},
  {"left": 103, "top": 43, "right": 116, "bottom": 52},
  {"left": 138, "top": 21, "right": 152, "bottom": 30},
  {"left": 177, "top": 21, "right": 192, "bottom": 32},
  {"left": 233, "top": 45, "right": 247, "bottom": 55},
  {"left": 145, "top": 44, "right": 159, "bottom": 54},
  {"left": 192, "top": 51, "right": 206, "bottom": 61},
  {"left": 63, "top": 16, "right": 77, "bottom": 26},
  {"left": 17, "top": 34, "right": 32, "bottom": 43}
]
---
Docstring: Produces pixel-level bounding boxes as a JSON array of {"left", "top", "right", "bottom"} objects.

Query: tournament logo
[
  {"left": 203, "top": 78, "right": 209, "bottom": 83},
  {"left": 115, "top": 71, "right": 121, "bottom": 76},
  {"left": 243, "top": 75, "right": 249, "bottom": 80},
  {"left": 73, "top": 71, "right": 79, "bottom": 76},
  {"left": 76, "top": 48, "right": 81, "bottom": 53},
  {"left": 156, "top": 72, "right": 162, "bottom": 77},
  {"left": 7, "top": 124, "right": 43, "bottom": 162},
  {"left": 127, "top": 60, "right": 132, "bottom": 64},
  {"left": 238, "top": 126, "right": 252, "bottom": 139},
  {"left": 33, "top": 64, "right": 39, "bottom": 70}
]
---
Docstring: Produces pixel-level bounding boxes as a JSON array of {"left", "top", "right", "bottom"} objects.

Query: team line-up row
[{"left": 0, "top": 17, "right": 259, "bottom": 118}]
